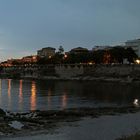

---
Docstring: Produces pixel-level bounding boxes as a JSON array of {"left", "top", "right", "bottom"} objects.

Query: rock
[
  {"left": 9, "top": 121, "right": 24, "bottom": 130},
  {"left": 0, "top": 131, "right": 4, "bottom": 136},
  {"left": 0, "top": 108, "right": 6, "bottom": 116},
  {"left": 0, "top": 117, "right": 4, "bottom": 121}
]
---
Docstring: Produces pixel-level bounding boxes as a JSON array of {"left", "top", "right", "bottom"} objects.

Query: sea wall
[
  {"left": 55, "top": 65, "right": 84, "bottom": 78},
  {"left": 56, "top": 64, "right": 140, "bottom": 79},
  {"left": 0, "top": 64, "right": 140, "bottom": 80},
  {"left": 83, "top": 64, "right": 135, "bottom": 77}
]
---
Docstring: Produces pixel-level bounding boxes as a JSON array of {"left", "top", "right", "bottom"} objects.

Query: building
[
  {"left": 69, "top": 47, "right": 89, "bottom": 54},
  {"left": 37, "top": 47, "right": 56, "bottom": 58},
  {"left": 125, "top": 39, "right": 140, "bottom": 57},
  {"left": 0, "top": 59, "right": 22, "bottom": 66},
  {"left": 21, "top": 55, "right": 37, "bottom": 63},
  {"left": 92, "top": 46, "right": 112, "bottom": 51}
]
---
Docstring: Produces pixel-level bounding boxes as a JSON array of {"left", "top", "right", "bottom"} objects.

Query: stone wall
[
  {"left": 83, "top": 64, "right": 140, "bottom": 78},
  {"left": 84, "top": 64, "right": 130, "bottom": 77},
  {"left": 1, "top": 64, "right": 140, "bottom": 79},
  {"left": 55, "top": 64, "right": 84, "bottom": 78},
  {"left": 55, "top": 64, "right": 140, "bottom": 78}
]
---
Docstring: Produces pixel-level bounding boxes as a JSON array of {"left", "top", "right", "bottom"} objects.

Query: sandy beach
[{"left": 1, "top": 111, "right": 140, "bottom": 140}]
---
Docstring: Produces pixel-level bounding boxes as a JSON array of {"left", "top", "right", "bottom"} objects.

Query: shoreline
[
  {"left": 1, "top": 107, "right": 140, "bottom": 140},
  {"left": 1, "top": 106, "right": 140, "bottom": 138},
  {"left": 1, "top": 64, "right": 140, "bottom": 83},
  {"left": 0, "top": 75, "right": 140, "bottom": 84}
]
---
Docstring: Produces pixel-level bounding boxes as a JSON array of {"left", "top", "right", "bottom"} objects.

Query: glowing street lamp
[
  {"left": 135, "top": 59, "right": 140, "bottom": 64},
  {"left": 64, "top": 54, "right": 67, "bottom": 58},
  {"left": 63, "top": 54, "right": 68, "bottom": 59}
]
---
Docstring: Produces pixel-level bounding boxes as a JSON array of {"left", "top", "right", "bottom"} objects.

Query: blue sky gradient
[{"left": 0, "top": 0, "right": 140, "bottom": 61}]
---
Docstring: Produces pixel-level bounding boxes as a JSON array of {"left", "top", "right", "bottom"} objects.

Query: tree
[
  {"left": 125, "top": 47, "right": 138, "bottom": 63},
  {"left": 37, "top": 57, "right": 47, "bottom": 65},
  {"left": 58, "top": 46, "right": 64, "bottom": 54},
  {"left": 93, "top": 50, "right": 104, "bottom": 64},
  {"left": 109, "top": 47, "right": 126, "bottom": 63}
]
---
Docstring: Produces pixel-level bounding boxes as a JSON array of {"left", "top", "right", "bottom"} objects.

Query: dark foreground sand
[{"left": 1, "top": 111, "right": 140, "bottom": 140}]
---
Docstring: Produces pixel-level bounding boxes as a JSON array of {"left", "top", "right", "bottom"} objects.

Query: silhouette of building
[
  {"left": 69, "top": 47, "right": 89, "bottom": 54},
  {"left": 37, "top": 47, "right": 56, "bottom": 58},
  {"left": 92, "top": 46, "right": 112, "bottom": 51},
  {"left": 22, "top": 55, "right": 37, "bottom": 63}
]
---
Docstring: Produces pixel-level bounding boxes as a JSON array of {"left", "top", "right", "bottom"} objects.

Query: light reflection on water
[
  {"left": 47, "top": 88, "right": 52, "bottom": 110},
  {"left": 8, "top": 79, "right": 11, "bottom": 110},
  {"left": 18, "top": 80, "right": 23, "bottom": 111},
  {"left": 30, "top": 81, "right": 37, "bottom": 111},
  {"left": 0, "top": 79, "right": 140, "bottom": 112},
  {"left": 0, "top": 79, "right": 2, "bottom": 106},
  {"left": 62, "top": 93, "right": 67, "bottom": 109}
]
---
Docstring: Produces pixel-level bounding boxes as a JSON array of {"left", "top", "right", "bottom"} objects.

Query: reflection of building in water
[
  {"left": 19, "top": 80, "right": 23, "bottom": 111},
  {"left": 0, "top": 80, "right": 2, "bottom": 106},
  {"left": 62, "top": 93, "right": 67, "bottom": 109},
  {"left": 30, "top": 81, "right": 37, "bottom": 110},
  {"left": 47, "top": 88, "right": 52, "bottom": 109},
  {"left": 8, "top": 79, "right": 12, "bottom": 110}
]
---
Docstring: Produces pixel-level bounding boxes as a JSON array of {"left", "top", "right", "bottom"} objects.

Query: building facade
[
  {"left": 125, "top": 39, "right": 140, "bottom": 57},
  {"left": 37, "top": 47, "right": 56, "bottom": 58},
  {"left": 69, "top": 47, "right": 89, "bottom": 54},
  {"left": 92, "top": 46, "right": 112, "bottom": 51},
  {"left": 22, "top": 55, "right": 37, "bottom": 63}
]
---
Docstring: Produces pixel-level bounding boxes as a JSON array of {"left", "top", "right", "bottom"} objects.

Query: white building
[
  {"left": 92, "top": 46, "right": 113, "bottom": 51},
  {"left": 125, "top": 39, "right": 140, "bottom": 57}
]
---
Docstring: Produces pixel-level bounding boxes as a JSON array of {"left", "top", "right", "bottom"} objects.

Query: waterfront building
[
  {"left": 0, "top": 59, "right": 22, "bottom": 66},
  {"left": 92, "top": 46, "right": 112, "bottom": 51},
  {"left": 22, "top": 55, "right": 37, "bottom": 63},
  {"left": 125, "top": 39, "right": 140, "bottom": 57},
  {"left": 69, "top": 47, "right": 89, "bottom": 54},
  {"left": 37, "top": 47, "right": 56, "bottom": 58}
]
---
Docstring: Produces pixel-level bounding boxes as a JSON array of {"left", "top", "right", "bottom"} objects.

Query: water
[{"left": 0, "top": 79, "right": 140, "bottom": 112}]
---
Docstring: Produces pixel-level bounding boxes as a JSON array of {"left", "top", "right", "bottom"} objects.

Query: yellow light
[
  {"left": 135, "top": 59, "right": 140, "bottom": 64},
  {"left": 88, "top": 62, "right": 93, "bottom": 65},
  {"left": 32, "top": 56, "right": 36, "bottom": 60},
  {"left": 64, "top": 54, "right": 67, "bottom": 58},
  {"left": 133, "top": 99, "right": 139, "bottom": 107}
]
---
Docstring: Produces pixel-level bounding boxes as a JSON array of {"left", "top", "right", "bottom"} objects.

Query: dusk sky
[{"left": 0, "top": 0, "right": 140, "bottom": 61}]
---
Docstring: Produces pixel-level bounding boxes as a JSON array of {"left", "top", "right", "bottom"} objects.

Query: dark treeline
[
  {"left": 4, "top": 46, "right": 137, "bottom": 66},
  {"left": 37, "top": 46, "right": 137, "bottom": 65}
]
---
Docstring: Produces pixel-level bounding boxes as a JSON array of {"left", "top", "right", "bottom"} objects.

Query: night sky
[{"left": 0, "top": 0, "right": 140, "bottom": 61}]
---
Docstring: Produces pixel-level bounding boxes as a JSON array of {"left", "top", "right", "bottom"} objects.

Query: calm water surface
[{"left": 0, "top": 79, "right": 140, "bottom": 112}]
